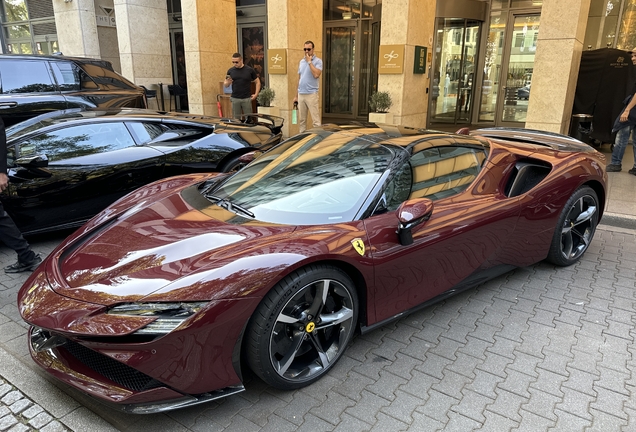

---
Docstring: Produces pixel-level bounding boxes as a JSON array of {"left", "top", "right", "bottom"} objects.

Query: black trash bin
[{"left": 569, "top": 114, "right": 593, "bottom": 143}]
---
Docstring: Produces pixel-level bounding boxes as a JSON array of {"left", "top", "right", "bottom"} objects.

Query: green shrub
[
  {"left": 369, "top": 91, "right": 392, "bottom": 113},
  {"left": 257, "top": 87, "right": 275, "bottom": 107}
]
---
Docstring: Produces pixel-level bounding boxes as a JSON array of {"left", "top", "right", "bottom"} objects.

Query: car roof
[
  {"left": 0, "top": 54, "right": 114, "bottom": 71},
  {"left": 313, "top": 123, "right": 489, "bottom": 151}
]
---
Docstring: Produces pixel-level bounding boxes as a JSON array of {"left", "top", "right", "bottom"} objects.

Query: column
[
  {"left": 377, "top": 0, "right": 436, "bottom": 128},
  {"left": 180, "top": 0, "right": 236, "bottom": 115},
  {"left": 114, "top": 0, "right": 172, "bottom": 106},
  {"left": 267, "top": 0, "right": 322, "bottom": 137},
  {"left": 52, "top": 0, "right": 100, "bottom": 58},
  {"left": 525, "top": 0, "right": 592, "bottom": 134}
]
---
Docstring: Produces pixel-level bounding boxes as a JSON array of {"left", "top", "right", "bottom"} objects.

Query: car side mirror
[
  {"left": 396, "top": 198, "right": 434, "bottom": 246},
  {"left": 16, "top": 154, "right": 48, "bottom": 168}
]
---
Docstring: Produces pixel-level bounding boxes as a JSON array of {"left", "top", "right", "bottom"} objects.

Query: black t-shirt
[{"left": 227, "top": 65, "right": 257, "bottom": 99}]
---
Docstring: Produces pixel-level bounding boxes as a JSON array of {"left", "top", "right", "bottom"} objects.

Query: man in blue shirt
[
  {"left": 293, "top": 41, "right": 322, "bottom": 133},
  {"left": 607, "top": 48, "right": 636, "bottom": 174}
]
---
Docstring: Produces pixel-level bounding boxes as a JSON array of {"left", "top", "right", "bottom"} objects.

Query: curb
[{"left": 600, "top": 211, "right": 636, "bottom": 230}]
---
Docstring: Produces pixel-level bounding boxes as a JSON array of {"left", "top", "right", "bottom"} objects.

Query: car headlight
[{"left": 107, "top": 302, "right": 207, "bottom": 335}]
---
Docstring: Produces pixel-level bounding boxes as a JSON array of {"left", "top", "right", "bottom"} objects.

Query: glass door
[
  {"left": 495, "top": 12, "right": 540, "bottom": 125},
  {"left": 429, "top": 18, "right": 481, "bottom": 125},
  {"left": 169, "top": 29, "right": 188, "bottom": 112},
  {"left": 324, "top": 21, "right": 357, "bottom": 119}
]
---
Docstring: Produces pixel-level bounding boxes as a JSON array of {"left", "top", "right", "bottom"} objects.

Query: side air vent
[{"left": 505, "top": 160, "right": 551, "bottom": 197}]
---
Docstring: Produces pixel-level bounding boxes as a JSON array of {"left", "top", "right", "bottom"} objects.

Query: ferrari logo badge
[
  {"left": 351, "top": 238, "right": 365, "bottom": 256},
  {"left": 306, "top": 322, "right": 315, "bottom": 333}
]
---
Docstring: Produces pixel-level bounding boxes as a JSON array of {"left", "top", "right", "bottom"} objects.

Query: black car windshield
[{"left": 208, "top": 133, "right": 397, "bottom": 225}]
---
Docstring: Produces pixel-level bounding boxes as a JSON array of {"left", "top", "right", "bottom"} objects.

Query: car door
[
  {"left": 4, "top": 121, "right": 166, "bottom": 234},
  {"left": 364, "top": 144, "right": 521, "bottom": 325},
  {"left": 0, "top": 59, "right": 66, "bottom": 126}
]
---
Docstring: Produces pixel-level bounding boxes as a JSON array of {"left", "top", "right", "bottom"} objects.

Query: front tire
[
  {"left": 546, "top": 186, "right": 599, "bottom": 266},
  {"left": 246, "top": 265, "right": 358, "bottom": 390}
]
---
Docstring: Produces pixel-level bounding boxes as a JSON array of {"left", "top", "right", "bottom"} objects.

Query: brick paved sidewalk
[{"left": 0, "top": 225, "right": 635, "bottom": 431}]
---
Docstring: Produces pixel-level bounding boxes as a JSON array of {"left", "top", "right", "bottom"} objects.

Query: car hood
[{"left": 53, "top": 190, "right": 297, "bottom": 305}]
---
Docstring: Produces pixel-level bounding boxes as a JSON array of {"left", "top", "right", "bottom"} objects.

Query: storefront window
[{"left": 3, "top": 0, "right": 28, "bottom": 22}]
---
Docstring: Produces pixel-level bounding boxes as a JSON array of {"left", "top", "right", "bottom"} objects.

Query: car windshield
[{"left": 206, "top": 133, "right": 397, "bottom": 225}]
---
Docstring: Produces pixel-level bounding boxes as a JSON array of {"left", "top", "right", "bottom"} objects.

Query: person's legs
[
  {"left": 298, "top": 94, "right": 309, "bottom": 133},
  {"left": 231, "top": 97, "right": 243, "bottom": 118},
  {"left": 629, "top": 127, "right": 636, "bottom": 174},
  {"left": 609, "top": 125, "right": 632, "bottom": 168},
  {"left": 0, "top": 204, "right": 32, "bottom": 260},
  {"left": 240, "top": 98, "right": 253, "bottom": 115},
  {"left": 306, "top": 92, "right": 321, "bottom": 128}
]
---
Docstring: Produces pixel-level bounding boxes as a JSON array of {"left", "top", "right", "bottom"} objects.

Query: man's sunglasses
[
  {"left": 232, "top": 61, "right": 239, "bottom": 64},
  {"left": 304, "top": 48, "right": 312, "bottom": 51}
]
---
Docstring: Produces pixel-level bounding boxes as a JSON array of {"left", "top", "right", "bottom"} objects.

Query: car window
[
  {"left": 17, "top": 122, "right": 135, "bottom": 162},
  {"left": 408, "top": 146, "right": 486, "bottom": 201},
  {"left": 127, "top": 122, "right": 167, "bottom": 144},
  {"left": 50, "top": 61, "right": 81, "bottom": 91},
  {"left": 78, "top": 63, "right": 137, "bottom": 90},
  {"left": 0, "top": 60, "right": 56, "bottom": 93}
]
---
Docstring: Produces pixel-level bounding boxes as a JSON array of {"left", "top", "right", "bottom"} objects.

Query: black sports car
[{"left": 3, "top": 108, "right": 283, "bottom": 234}]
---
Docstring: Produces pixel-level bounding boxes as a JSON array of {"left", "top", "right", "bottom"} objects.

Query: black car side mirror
[
  {"left": 16, "top": 154, "right": 49, "bottom": 168},
  {"left": 396, "top": 198, "right": 434, "bottom": 246}
]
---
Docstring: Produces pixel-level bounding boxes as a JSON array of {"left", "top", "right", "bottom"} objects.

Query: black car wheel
[
  {"left": 221, "top": 155, "right": 244, "bottom": 172},
  {"left": 547, "top": 186, "right": 599, "bottom": 266},
  {"left": 246, "top": 265, "right": 358, "bottom": 390}
]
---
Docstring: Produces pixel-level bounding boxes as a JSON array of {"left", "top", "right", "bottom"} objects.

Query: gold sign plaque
[
  {"left": 268, "top": 49, "right": 287, "bottom": 74},
  {"left": 379, "top": 45, "right": 404, "bottom": 74}
]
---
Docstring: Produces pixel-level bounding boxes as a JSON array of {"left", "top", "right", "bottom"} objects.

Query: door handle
[{"left": 0, "top": 102, "right": 17, "bottom": 108}]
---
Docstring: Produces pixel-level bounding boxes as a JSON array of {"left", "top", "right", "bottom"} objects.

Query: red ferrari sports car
[{"left": 18, "top": 124, "right": 606, "bottom": 413}]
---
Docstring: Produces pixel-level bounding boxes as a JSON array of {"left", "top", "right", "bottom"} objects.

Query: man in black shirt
[
  {"left": 224, "top": 52, "right": 260, "bottom": 118},
  {"left": 0, "top": 116, "right": 41, "bottom": 273}
]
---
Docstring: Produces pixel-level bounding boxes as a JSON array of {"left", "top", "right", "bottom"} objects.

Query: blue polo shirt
[{"left": 298, "top": 56, "right": 322, "bottom": 95}]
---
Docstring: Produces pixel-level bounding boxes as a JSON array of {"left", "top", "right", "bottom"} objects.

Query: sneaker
[
  {"left": 629, "top": 168, "right": 636, "bottom": 176},
  {"left": 606, "top": 164, "right": 622, "bottom": 172},
  {"left": 4, "top": 254, "right": 42, "bottom": 273}
]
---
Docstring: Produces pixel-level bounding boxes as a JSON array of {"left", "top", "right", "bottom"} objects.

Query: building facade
[{"left": 1, "top": 0, "right": 635, "bottom": 137}]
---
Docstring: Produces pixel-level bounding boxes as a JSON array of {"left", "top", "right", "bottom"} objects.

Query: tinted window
[
  {"left": 409, "top": 146, "right": 486, "bottom": 201},
  {"left": 79, "top": 63, "right": 137, "bottom": 90},
  {"left": 18, "top": 122, "right": 135, "bottom": 162},
  {"left": 127, "top": 122, "right": 166, "bottom": 144},
  {"left": 0, "top": 60, "right": 56, "bottom": 93},
  {"left": 50, "top": 61, "right": 80, "bottom": 91}
]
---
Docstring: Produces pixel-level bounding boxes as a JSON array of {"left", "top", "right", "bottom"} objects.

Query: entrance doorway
[
  {"left": 429, "top": 18, "right": 482, "bottom": 126},
  {"left": 168, "top": 28, "right": 188, "bottom": 112},
  {"left": 478, "top": 11, "right": 540, "bottom": 126},
  {"left": 322, "top": 19, "right": 380, "bottom": 121}
]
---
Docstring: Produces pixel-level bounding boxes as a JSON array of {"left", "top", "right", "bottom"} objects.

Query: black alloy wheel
[
  {"left": 547, "top": 186, "right": 599, "bottom": 266},
  {"left": 246, "top": 265, "right": 358, "bottom": 390}
]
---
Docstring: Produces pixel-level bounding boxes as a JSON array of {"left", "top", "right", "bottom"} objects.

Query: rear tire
[
  {"left": 221, "top": 155, "right": 244, "bottom": 173},
  {"left": 245, "top": 264, "right": 358, "bottom": 390},
  {"left": 546, "top": 186, "right": 599, "bottom": 266}
]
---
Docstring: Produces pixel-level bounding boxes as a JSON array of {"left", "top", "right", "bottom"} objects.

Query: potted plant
[
  {"left": 368, "top": 91, "right": 394, "bottom": 124},
  {"left": 257, "top": 87, "right": 280, "bottom": 116}
]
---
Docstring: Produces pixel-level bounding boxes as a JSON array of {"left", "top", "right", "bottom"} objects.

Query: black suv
[{"left": 0, "top": 54, "right": 146, "bottom": 126}]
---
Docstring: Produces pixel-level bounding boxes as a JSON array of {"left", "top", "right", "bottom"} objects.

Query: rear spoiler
[{"left": 226, "top": 114, "right": 284, "bottom": 135}]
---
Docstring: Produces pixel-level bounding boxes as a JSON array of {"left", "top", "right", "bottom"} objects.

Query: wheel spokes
[
  {"left": 309, "top": 333, "right": 331, "bottom": 368},
  {"left": 315, "top": 307, "right": 354, "bottom": 331},
  {"left": 274, "top": 330, "right": 306, "bottom": 376},
  {"left": 561, "top": 195, "right": 597, "bottom": 260},
  {"left": 307, "top": 280, "right": 329, "bottom": 319}
]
